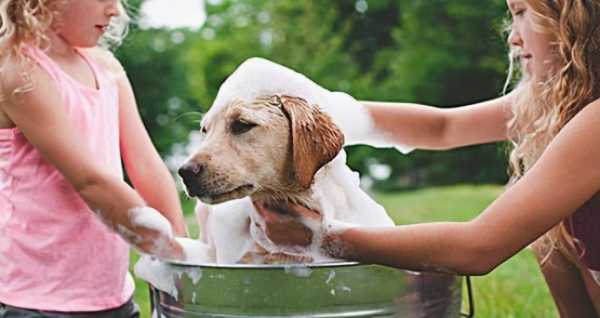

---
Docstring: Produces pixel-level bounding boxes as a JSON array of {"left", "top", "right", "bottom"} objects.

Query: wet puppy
[
  {"left": 180, "top": 95, "right": 342, "bottom": 206},
  {"left": 178, "top": 58, "right": 394, "bottom": 264},
  {"left": 179, "top": 94, "right": 345, "bottom": 263}
]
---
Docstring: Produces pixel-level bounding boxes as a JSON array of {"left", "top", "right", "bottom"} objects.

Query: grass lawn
[{"left": 130, "top": 184, "right": 558, "bottom": 317}]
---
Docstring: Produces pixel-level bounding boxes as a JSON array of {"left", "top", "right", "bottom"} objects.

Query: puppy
[{"left": 179, "top": 58, "right": 394, "bottom": 264}]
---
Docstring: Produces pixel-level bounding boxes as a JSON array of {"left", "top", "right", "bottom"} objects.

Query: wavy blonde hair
[
  {"left": 506, "top": 0, "right": 600, "bottom": 179},
  {"left": 0, "top": 0, "right": 130, "bottom": 103},
  {"left": 505, "top": 0, "right": 600, "bottom": 262}
]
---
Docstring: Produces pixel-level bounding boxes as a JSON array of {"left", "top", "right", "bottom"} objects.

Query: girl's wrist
[{"left": 321, "top": 228, "right": 360, "bottom": 260}]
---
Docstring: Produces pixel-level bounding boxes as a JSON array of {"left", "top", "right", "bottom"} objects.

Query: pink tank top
[{"left": 0, "top": 45, "right": 134, "bottom": 311}]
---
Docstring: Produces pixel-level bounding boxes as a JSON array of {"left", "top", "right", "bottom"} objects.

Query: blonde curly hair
[
  {"left": 505, "top": 0, "right": 600, "bottom": 262},
  {"left": 0, "top": 0, "right": 130, "bottom": 102},
  {"left": 506, "top": 0, "right": 600, "bottom": 179}
]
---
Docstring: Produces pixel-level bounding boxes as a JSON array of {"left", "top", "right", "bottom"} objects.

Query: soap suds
[
  {"left": 134, "top": 249, "right": 205, "bottom": 299},
  {"left": 128, "top": 207, "right": 173, "bottom": 238},
  {"left": 206, "top": 58, "right": 414, "bottom": 153},
  {"left": 325, "top": 270, "right": 336, "bottom": 284},
  {"left": 128, "top": 207, "right": 176, "bottom": 259},
  {"left": 283, "top": 264, "right": 313, "bottom": 278}
]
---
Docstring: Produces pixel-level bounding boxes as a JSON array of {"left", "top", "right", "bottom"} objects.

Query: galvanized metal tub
[{"left": 148, "top": 261, "right": 466, "bottom": 317}]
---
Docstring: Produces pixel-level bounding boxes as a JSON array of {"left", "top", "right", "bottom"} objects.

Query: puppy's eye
[
  {"left": 201, "top": 126, "right": 208, "bottom": 134},
  {"left": 230, "top": 120, "right": 257, "bottom": 135}
]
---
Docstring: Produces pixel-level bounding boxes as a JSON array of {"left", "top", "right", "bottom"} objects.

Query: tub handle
[{"left": 460, "top": 275, "right": 475, "bottom": 317}]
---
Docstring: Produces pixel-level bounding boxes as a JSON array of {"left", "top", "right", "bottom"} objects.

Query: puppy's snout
[
  {"left": 178, "top": 162, "right": 206, "bottom": 196},
  {"left": 178, "top": 162, "right": 204, "bottom": 179}
]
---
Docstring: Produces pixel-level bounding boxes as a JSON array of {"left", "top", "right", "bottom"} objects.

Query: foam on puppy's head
[{"left": 203, "top": 58, "right": 331, "bottom": 127}]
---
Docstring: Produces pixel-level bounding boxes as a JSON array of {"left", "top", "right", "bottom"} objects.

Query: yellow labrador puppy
[{"left": 179, "top": 58, "right": 393, "bottom": 264}]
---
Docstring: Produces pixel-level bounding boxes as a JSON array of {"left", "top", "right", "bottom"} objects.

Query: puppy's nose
[{"left": 178, "top": 162, "right": 205, "bottom": 182}]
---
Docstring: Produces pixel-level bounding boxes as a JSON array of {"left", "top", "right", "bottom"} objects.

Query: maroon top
[{"left": 565, "top": 194, "right": 600, "bottom": 271}]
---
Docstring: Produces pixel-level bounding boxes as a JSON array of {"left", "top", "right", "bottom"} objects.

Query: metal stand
[
  {"left": 460, "top": 276, "right": 475, "bottom": 318},
  {"left": 149, "top": 285, "right": 165, "bottom": 317}
]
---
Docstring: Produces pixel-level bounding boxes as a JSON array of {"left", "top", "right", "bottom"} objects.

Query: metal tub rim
[{"left": 165, "top": 260, "right": 362, "bottom": 269}]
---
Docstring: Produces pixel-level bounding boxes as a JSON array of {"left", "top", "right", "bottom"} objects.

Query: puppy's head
[{"left": 179, "top": 95, "right": 344, "bottom": 204}]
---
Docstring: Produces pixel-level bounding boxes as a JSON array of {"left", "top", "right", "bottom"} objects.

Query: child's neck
[{"left": 45, "top": 31, "right": 79, "bottom": 60}]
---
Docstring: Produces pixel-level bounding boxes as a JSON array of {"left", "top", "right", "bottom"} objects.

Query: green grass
[{"left": 130, "top": 185, "right": 558, "bottom": 317}]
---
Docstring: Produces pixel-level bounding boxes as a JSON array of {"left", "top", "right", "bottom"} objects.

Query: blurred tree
[
  {"left": 115, "top": 0, "right": 202, "bottom": 156},
  {"left": 329, "top": 0, "right": 510, "bottom": 188},
  {"left": 183, "top": 1, "right": 361, "bottom": 105},
  {"left": 373, "top": 0, "right": 510, "bottom": 188},
  {"left": 118, "top": 0, "right": 512, "bottom": 190}
]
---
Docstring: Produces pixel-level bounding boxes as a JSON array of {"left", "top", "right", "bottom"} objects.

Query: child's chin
[{"left": 69, "top": 38, "right": 101, "bottom": 48}]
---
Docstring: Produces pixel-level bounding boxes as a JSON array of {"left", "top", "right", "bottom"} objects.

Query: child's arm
[
  {"left": 361, "top": 91, "right": 514, "bottom": 150},
  {"left": 95, "top": 51, "right": 188, "bottom": 237},
  {"left": 0, "top": 58, "right": 183, "bottom": 259},
  {"left": 325, "top": 99, "right": 600, "bottom": 274}
]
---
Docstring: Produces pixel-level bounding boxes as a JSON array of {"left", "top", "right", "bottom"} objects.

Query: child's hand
[
  {"left": 136, "top": 228, "right": 185, "bottom": 260},
  {"left": 323, "top": 91, "right": 414, "bottom": 153},
  {"left": 252, "top": 201, "right": 322, "bottom": 247},
  {"left": 173, "top": 225, "right": 190, "bottom": 238},
  {"left": 125, "top": 207, "right": 186, "bottom": 260},
  {"left": 321, "top": 91, "right": 373, "bottom": 146}
]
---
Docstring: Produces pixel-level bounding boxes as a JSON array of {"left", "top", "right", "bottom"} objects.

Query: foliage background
[{"left": 118, "top": 0, "right": 511, "bottom": 190}]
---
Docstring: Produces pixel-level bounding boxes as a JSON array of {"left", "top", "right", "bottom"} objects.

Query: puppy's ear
[{"left": 279, "top": 95, "right": 344, "bottom": 189}]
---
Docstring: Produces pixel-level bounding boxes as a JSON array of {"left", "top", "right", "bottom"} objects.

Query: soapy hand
[
  {"left": 252, "top": 201, "right": 322, "bottom": 247},
  {"left": 321, "top": 91, "right": 374, "bottom": 146},
  {"left": 321, "top": 230, "right": 358, "bottom": 260},
  {"left": 136, "top": 228, "right": 185, "bottom": 260},
  {"left": 126, "top": 207, "right": 185, "bottom": 260},
  {"left": 323, "top": 91, "right": 414, "bottom": 153}
]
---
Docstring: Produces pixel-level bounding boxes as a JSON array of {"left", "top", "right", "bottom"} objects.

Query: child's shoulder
[
  {"left": 563, "top": 97, "right": 600, "bottom": 135},
  {"left": 81, "top": 47, "right": 126, "bottom": 80},
  {"left": 0, "top": 54, "right": 43, "bottom": 101},
  {"left": 589, "top": 97, "right": 600, "bottom": 109},
  {"left": 580, "top": 97, "right": 600, "bottom": 118}
]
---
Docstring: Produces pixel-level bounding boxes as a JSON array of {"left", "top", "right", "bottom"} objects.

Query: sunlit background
[{"left": 140, "top": 0, "right": 206, "bottom": 30}]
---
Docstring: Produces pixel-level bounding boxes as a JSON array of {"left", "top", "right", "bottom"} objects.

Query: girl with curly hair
[{"left": 256, "top": 0, "right": 600, "bottom": 316}]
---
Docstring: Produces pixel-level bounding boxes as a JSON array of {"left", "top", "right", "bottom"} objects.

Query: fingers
[
  {"left": 137, "top": 237, "right": 185, "bottom": 261},
  {"left": 263, "top": 253, "right": 313, "bottom": 264},
  {"left": 166, "top": 238, "right": 186, "bottom": 260},
  {"left": 174, "top": 225, "right": 190, "bottom": 238},
  {"left": 124, "top": 206, "right": 187, "bottom": 260},
  {"left": 252, "top": 201, "right": 320, "bottom": 247},
  {"left": 253, "top": 201, "right": 322, "bottom": 221},
  {"left": 253, "top": 201, "right": 284, "bottom": 222},
  {"left": 264, "top": 219, "right": 313, "bottom": 246},
  {"left": 133, "top": 227, "right": 186, "bottom": 261},
  {"left": 292, "top": 205, "right": 322, "bottom": 220},
  {"left": 173, "top": 226, "right": 190, "bottom": 238}
]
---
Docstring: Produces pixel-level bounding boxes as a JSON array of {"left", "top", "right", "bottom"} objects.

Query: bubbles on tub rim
[
  {"left": 330, "top": 283, "right": 352, "bottom": 296},
  {"left": 283, "top": 264, "right": 313, "bottom": 278},
  {"left": 185, "top": 268, "right": 203, "bottom": 285},
  {"left": 325, "top": 270, "right": 336, "bottom": 284}
]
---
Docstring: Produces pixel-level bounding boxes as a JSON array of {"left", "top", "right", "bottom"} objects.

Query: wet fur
[{"left": 182, "top": 95, "right": 344, "bottom": 263}]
